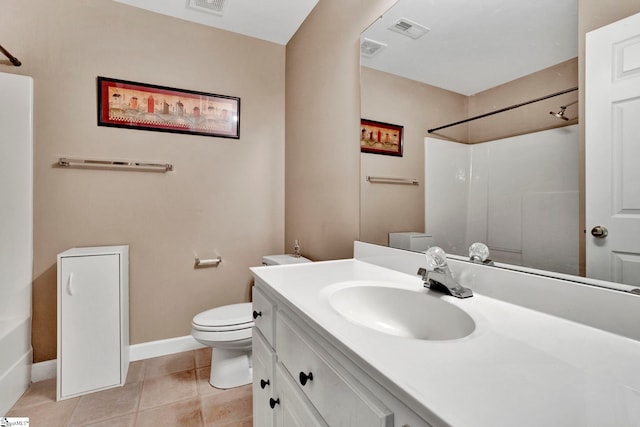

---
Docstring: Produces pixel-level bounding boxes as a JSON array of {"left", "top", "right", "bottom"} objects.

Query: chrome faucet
[{"left": 417, "top": 247, "right": 473, "bottom": 298}]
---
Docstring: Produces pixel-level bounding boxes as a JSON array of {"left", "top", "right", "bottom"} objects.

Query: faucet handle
[
  {"left": 469, "top": 242, "right": 494, "bottom": 265},
  {"left": 425, "top": 246, "right": 448, "bottom": 269}
]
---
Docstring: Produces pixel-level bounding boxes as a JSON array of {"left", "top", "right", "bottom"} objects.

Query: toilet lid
[{"left": 192, "top": 302, "right": 253, "bottom": 328}]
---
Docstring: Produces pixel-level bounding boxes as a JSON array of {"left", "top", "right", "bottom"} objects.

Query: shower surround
[{"left": 425, "top": 125, "right": 579, "bottom": 274}]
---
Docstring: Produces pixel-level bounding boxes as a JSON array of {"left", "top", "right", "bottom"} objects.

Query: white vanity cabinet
[
  {"left": 57, "top": 246, "right": 129, "bottom": 400},
  {"left": 252, "top": 277, "right": 432, "bottom": 427}
]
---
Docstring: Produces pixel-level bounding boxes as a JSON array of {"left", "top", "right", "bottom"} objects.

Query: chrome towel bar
[
  {"left": 58, "top": 157, "right": 173, "bottom": 172},
  {"left": 366, "top": 176, "right": 419, "bottom": 185}
]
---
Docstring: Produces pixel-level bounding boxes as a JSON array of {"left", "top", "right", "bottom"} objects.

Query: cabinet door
[
  {"left": 275, "top": 364, "right": 328, "bottom": 427},
  {"left": 59, "top": 254, "right": 121, "bottom": 398},
  {"left": 253, "top": 330, "right": 276, "bottom": 427}
]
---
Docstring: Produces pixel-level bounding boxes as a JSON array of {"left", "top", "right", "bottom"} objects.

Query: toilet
[{"left": 191, "top": 254, "right": 311, "bottom": 389}]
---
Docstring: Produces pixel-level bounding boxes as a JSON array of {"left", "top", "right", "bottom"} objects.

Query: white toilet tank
[{"left": 262, "top": 254, "right": 311, "bottom": 266}]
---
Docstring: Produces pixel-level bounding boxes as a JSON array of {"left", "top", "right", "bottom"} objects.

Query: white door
[{"left": 586, "top": 11, "right": 640, "bottom": 285}]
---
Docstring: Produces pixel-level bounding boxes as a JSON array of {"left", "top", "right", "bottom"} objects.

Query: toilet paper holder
[{"left": 194, "top": 256, "right": 222, "bottom": 268}]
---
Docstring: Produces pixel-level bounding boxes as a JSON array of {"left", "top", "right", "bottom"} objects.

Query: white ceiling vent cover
[
  {"left": 361, "top": 38, "right": 387, "bottom": 58},
  {"left": 188, "top": 0, "right": 227, "bottom": 16},
  {"left": 388, "top": 18, "right": 430, "bottom": 39}
]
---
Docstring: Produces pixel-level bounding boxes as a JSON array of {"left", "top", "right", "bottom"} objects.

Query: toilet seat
[{"left": 192, "top": 302, "right": 254, "bottom": 333}]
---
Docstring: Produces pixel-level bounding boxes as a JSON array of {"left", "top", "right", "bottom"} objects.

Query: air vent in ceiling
[
  {"left": 188, "top": 0, "right": 227, "bottom": 16},
  {"left": 388, "top": 18, "right": 430, "bottom": 39},
  {"left": 360, "top": 38, "right": 387, "bottom": 58}
]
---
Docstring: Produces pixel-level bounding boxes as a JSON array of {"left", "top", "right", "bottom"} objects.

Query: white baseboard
[
  {"left": 31, "top": 335, "right": 205, "bottom": 382},
  {"left": 129, "top": 335, "right": 205, "bottom": 362},
  {"left": 30, "top": 358, "right": 56, "bottom": 383}
]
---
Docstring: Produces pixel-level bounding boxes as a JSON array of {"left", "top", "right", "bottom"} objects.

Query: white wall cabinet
[
  {"left": 57, "top": 246, "right": 129, "bottom": 400},
  {"left": 252, "top": 277, "right": 432, "bottom": 427}
]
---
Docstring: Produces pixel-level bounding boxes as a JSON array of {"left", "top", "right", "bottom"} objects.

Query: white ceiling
[
  {"left": 111, "top": 0, "right": 578, "bottom": 96},
  {"left": 361, "top": 0, "right": 578, "bottom": 96},
  {"left": 112, "top": 0, "right": 318, "bottom": 45}
]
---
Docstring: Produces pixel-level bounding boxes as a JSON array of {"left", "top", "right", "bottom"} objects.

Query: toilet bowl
[
  {"left": 192, "top": 254, "right": 311, "bottom": 389},
  {"left": 191, "top": 303, "right": 254, "bottom": 389}
]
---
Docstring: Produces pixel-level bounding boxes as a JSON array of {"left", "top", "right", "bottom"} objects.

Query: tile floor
[{"left": 6, "top": 348, "right": 253, "bottom": 427}]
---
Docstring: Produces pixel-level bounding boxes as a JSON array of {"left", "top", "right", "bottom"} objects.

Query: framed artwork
[
  {"left": 97, "top": 76, "right": 240, "bottom": 139},
  {"left": 360, "top": 119, "right": 403, "bottom": 156}
]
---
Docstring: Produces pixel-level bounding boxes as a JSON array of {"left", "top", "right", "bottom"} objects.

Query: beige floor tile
[
  {"left": 136, "top": 397, "right": 203, "bottom": 427},
  {"left": 125, "top": 360, "right": 145, "bottom": 384},
  {"left": 195, "top": 367, "right": 228, "bottom": 397},
  {"left": 139, "top": 369, "right": 198, "bottom": 410},
  {"left": 216, "top": 415, "right": 253, "bottom": 427},
  {"left": 144, "top": 351, "right": 195, "bottom": 378},
  {"left": 7, "top": 397, "right": 78, "bottom": 427},
  {"left": 194, "top": 347, "right": 212, "bottom": 368},
  {"left": 8, "top": 378, "right": 57, "bottom": 410},
  {"left": 78, "top": 413, "right": 137, "bottom": 427},
  {"left": 68, "top": 382, "right": 142, "bottom": 426},
  {"left": 200, "top": 385, "right": 253, "bottom": 427},
  {"left": 6, "top": 350, "right": 254, "bottom": 427}
]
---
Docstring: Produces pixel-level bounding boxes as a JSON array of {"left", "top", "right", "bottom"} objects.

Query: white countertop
[{"left": 251, "top": 259, "right": 640, "bottom": 427}]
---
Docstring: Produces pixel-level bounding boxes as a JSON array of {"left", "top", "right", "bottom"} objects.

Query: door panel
[{"left": 585, "top": 11, "right": 640, "bottom": 285}]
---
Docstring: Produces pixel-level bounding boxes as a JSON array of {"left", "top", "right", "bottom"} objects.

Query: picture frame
[
  {"left": 360, "top": 119, "right": 403, "bottom": 156},
  {"left": 97, "top": 76, "right": 240, "bottom": 139}
]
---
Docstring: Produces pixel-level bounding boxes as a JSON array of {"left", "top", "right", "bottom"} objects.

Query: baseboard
[
  {"left": 129, "top": 335, "right": 205, "bottom": 362},
  {"left": 30, "top": 358, "right": 56, "bottom": 383},
  {"left": 31, "top": 335, "right": 205, "bottom": 382}
]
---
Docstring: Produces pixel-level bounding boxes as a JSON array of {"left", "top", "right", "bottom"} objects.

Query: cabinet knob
[
  {"left": 260, "top": 379, "right": 270, "bottom": 389},
  {"left": 269, "top": 397, "right": 280, "bottom": 409},
  {"left": 299, "top": 371, "right": 314, "bottom": 386},
  {"left": 253, "top": 310, "right": 262, "bottom": 319}
]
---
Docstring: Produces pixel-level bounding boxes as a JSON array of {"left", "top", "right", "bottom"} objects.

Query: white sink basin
[{"left": 328, "top": 284, "right": 475, "bottom": 340}]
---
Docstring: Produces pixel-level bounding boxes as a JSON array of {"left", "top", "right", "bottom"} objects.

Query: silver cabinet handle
[{"left": 591, "top": 226, "right": 608, "bottom": 238}]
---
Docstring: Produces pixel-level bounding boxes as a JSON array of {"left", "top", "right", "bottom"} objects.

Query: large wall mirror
[{"left": 359, "top": 0, "right": 639, "bottom": 287}]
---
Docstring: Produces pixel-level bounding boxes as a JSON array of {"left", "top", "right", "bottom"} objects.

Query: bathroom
[{"left": 2, "top": 0, "right": 640, "bottom": 425}]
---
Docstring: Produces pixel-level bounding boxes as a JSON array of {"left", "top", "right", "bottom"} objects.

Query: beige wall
[
  {"left": 285, "top": 0, "right": 398, "bottom": 261},
  {"left": 1, "top": 0, "right": 285, "bottom": 362},
  {"left": 360, "top": 68, "right": 467, "bottom": 246},
  {"left": 467, "top": 59, "right": 579, "bottom": 144}
]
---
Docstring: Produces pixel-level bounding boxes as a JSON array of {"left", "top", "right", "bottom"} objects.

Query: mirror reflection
[{"left": 360, "top": 0, "right": 585, "bottom": 277}]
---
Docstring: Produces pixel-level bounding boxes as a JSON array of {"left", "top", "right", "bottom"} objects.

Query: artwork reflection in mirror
[{"left": 359, "top": 0, "right": 582, "bottom": 278}]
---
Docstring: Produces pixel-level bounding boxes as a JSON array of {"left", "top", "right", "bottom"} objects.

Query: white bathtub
[
  {"left": 0, "top": 318, "right": 32, "bottom": 416},
  {"left": 0, "top": 72, "right": 34, "bottom": 416}
]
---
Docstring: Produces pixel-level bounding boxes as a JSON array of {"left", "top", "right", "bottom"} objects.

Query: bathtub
[
  {"left": 0, "top": 72, "right": 34, "bottom": 416},
  {"left": 0, "top": 317, "right": 32, "bottom": 416}
]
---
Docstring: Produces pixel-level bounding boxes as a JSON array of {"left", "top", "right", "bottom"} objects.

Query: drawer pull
[
  {"left": 260, "top": 379, "right": 270, "bottom": 389},
  {"left": 299, "top": 371, "right": 314, "bottom": 386},
  {"left": 269, "top": 397, "right": 280, "bottom": 409},
  {"left": 253, "top": 310, "right": 262, "bottom": 319}
]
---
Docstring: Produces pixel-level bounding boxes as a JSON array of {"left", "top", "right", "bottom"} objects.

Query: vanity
[{"left": 250, "top": 242, "right": 640, "bottom": 427}]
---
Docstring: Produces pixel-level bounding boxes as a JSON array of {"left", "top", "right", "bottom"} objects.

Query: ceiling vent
[
  {"left": 188, "top": 0, "right": 227, "bottom": 16},
  {"left": 388, "top": 18, "right": 430, "bottom": 39},
  {"left": 360, "top": 38, "right": 387, "bottom": 58}
]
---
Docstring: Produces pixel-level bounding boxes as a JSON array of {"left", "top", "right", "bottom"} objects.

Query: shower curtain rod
[
  {"left": 427, "top": 86, "right": 578, "bottom": 134},
  {"left": 0, "top": 44, "right": 21, "bottom": 66}
]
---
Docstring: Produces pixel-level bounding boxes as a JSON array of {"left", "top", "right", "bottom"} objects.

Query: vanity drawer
[
  {"left": 276, "top": 311, "right": 393, "bottom": 427},
  {"left": 253, "top": 285, "right": 276, "bottom": 346}
]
